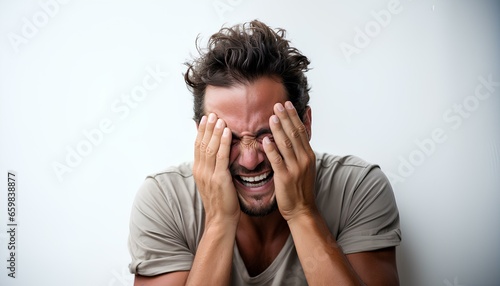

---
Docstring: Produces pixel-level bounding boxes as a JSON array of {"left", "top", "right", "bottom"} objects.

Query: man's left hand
[{"left": 263, "top": 101, "right": 317, "bottom": 221}]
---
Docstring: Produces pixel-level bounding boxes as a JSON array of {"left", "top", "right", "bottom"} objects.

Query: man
[{"left": 128, "top": 20, "right": 401, "bottom": 285}]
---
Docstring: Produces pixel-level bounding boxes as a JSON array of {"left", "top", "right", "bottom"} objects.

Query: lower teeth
[
  {"left": 241, "top": 176, "right": 272, "bottom": 188},
  {"left": 243, "top": 181, "right": 267, "bottom": 188}
]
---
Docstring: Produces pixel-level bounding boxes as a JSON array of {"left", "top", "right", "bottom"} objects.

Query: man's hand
[
  {"left": 263, "top": 101, "right": 317, "bottom": 221},
  {"left": 193, "top": 113, "right": 240, "bottom": 225}
]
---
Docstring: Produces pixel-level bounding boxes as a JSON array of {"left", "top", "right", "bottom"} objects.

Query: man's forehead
[
  {"left": 203, "top": 77, "right": 286, "bottom": 112},
  {"left": 205, "top": 103, "right": 274, "bottom": 137},
  {"left": 203, "top": 77, "right": 287, "bottom": 134},
  {"left": 203, "top": 94, "right": 276, "bottom": 116}
]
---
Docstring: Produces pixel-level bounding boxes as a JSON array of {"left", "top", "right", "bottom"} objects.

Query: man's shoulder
[
  {"left": 134, "top": 161, "right": 202, "bottom": 218},
  {"left": 314, "top": 152, "right": 387, "bottom": 193},
  {"left": 147, "top": 161, "right": 194, "bottom": 181},
  {"left": 137, "top": 161, "right": 196, "bottom": 202},
  {"left": 315, "top": 152, "right": 378, "bottom": 172}
]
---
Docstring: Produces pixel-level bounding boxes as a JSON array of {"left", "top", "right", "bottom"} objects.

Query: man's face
[{"left": 203, "top": 76, "right": 288, "bottom": 216}]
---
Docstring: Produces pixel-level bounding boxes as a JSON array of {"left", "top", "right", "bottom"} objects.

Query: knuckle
[
  {"left": 301, "top": 157, "right": 312, "bottom": 168},
  {"left": 205, "top": 146, "right": 216, "bottom": 157},
  {"left": 216, "top": 151, "right": 225, "bottom": 160},
  {"left": 291, "top": 128, "right": 301, "bottom": 139},
  {"left": 291, "top": 125, "right": 306, "bottom": 138},
  {"left": 301, "top": 153, "right": 314, "bottom": 165},
  {"left": 297, "top": 124, "right": 307, "bottom": 134},
  {"left": 282, "top": 137, "right": 293, "bottom": 149},
  {"left": 195, "top": 138, "right": 204, "bottom": 150},
  {"left": 272, "top": 154, "right": 284, "bottom": 165},
  {"left": 199, "top": 141, "right": 208, "bottom": 151}
]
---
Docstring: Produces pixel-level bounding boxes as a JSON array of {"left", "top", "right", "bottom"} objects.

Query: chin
[{"left": 238, "top": 196, "right": 278, "bottom": 217}]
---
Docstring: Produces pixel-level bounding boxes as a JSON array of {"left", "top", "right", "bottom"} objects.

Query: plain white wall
[{"left": 0, "top": 0, "right": 499, "bottom": 285}]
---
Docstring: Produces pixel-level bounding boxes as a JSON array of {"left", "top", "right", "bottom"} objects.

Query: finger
[
  {"left": 275, "top": 102, "right": 308, "bottom": 149},
  {"left": 200, "top": 113, "right": 218, "bottom": 164},
  {"left": 262, "top": 135, "right": 287, "bottom": 174},
  {"left": 284, "top": 101, "right": 310, "bottom": 149},
  {"left": 194, "top": 115, "right": 207, "bottom": 164},
  {"left": 269, "top": 113, "right": 297, "bottom": 162},
  {"left": 215, "top": 127, "right": 232, "bottom": 173},
  {"left": 206, "top": 118, "right": 226, "bottom": 162}
]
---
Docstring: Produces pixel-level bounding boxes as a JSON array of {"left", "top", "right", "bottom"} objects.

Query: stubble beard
[
  {"left": 231, "top": 161, "right": 278, "bottom": 217},
  {"left": 238, "top": 194, "right": 278, "bottom": 217}
]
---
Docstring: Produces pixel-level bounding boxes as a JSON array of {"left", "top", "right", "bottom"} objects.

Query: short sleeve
[
  {"left": 128, "top": 176, "right": 194, "bottom": 276},
  {"left": 336, "top": 167, "right": 401, "bottom": 254}
]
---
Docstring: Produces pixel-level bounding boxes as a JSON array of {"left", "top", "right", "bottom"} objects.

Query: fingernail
[
  {"left": 263, "top": 136, "right": 271, "bottom": 145},
  {"left": 285, "top": 101, "right": 294, "bottom": 109},
  {"left": 216, "top": 119, "right": 223, "bottom": 128},
  {"left": 200, "top": 116, "right": 207, "bottom": 124},
  {"left": 277, "top": 103, "right": 285, "bottom": 112},
  {"left": 208, "top": 113, "right": 216, "bottom": 123},
  {"left": 271, "top": 115, "right": 279, "bottom": 123}
]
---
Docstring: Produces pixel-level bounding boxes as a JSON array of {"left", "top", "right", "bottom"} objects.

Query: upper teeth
[{"left": 240, "top": 172, "right": 271, "bottom": 182}]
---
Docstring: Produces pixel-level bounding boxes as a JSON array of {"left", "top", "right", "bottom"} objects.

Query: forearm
[
  {"left": 288, "top": 211, "right": 365, "bottom": 286},
  {"left": 188, "top": 114, "right": 239, "bottom": 285},
  {"left": 185, "top": 221, "right": 236, "bottom": 286}
]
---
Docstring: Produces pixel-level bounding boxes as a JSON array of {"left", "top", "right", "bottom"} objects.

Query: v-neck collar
[{"left": 232, "top": 234, "right": 294, "bottom": 284}]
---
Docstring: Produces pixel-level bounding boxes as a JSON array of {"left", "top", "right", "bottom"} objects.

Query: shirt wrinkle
[{"left": 128, "top": 153, "right": 401, "bottom": 283}]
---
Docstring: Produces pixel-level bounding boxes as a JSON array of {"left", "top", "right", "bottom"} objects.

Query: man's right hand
[{"left": 193, "top": 113, "right": 240, "bottom": 225}]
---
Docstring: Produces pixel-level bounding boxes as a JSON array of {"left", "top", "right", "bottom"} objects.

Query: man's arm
[
  {"left": 347, "top": 247, "right": 399, "bottom": 285},
  {"left": 183, "top": 114, "right": 240, "bottom": 286},
  {"left": 134, "top": 222, "right": 237, "bottom": 286},
  {"left": 135, "top": 271, "right": 189, "bottom": 286},
  {"left": 134, "top": 114, "right": 239, "bottom": 286},
  {"left": 287, "top": 210, "right": 399, "bottom": 285},
  {"left": 133, "top": 226, "right": 399, "bottom": 286},
  {"left": 263, "top": 101, "right": 399, "bottom": 285},
  {"left": 287, "top": 210, "right": 365, "bottom": 285}
]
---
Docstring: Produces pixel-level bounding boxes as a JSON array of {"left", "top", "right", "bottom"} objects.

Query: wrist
[
  {"left": 285, "top": 206, "right": 320, "bottom": 227},
  {"left": 204, "top": 214, "right": 239, "bottom": 231}
]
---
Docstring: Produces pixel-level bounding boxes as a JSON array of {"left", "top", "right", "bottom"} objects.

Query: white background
[{"left": 1, "top": 0, "right": 499, "bottom": 285}]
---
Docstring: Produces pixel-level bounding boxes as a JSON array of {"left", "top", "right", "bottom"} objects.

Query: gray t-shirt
[{"left": 128, "top": 152, "right": 401, "bottom": 285}]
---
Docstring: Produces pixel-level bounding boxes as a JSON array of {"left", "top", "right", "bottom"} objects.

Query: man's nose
[{"left": 237, "top": 140, "right": 265, "bottom": 171}]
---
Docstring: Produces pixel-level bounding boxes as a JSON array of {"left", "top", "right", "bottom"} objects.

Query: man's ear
[{"left": 302, "top": 106, "right": 312, "bottom": 140}]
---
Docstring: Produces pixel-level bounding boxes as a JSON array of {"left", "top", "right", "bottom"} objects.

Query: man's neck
[
  {"left": 237, "top": 210, "right": 289, "bottom": 243},
  {"left": 235, "top": 210, "right": 290, "bottom": 276}
]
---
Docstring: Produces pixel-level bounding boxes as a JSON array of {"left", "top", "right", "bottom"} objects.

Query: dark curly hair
[{"left": 184, "top": 20, "right": 311, "bottom": 123}]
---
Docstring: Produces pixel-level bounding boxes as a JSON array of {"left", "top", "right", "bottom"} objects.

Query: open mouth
[{"left": 235, "top": 171, "right": 274, "bottom": 188}]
